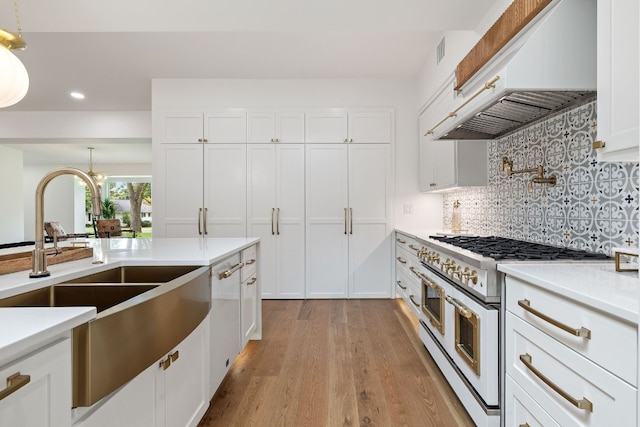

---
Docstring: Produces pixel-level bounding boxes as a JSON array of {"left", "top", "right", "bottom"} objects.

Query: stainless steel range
[{"left": 410, "top": 235, "right": 610, "bottom": 427}]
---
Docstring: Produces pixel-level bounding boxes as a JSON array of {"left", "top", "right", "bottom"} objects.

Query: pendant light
[
  {"left": 0, "top": 0, "right": 28, "bottom": 108},
  {"left": 87, "top": 147, "right": 107, "bottom": 186}
]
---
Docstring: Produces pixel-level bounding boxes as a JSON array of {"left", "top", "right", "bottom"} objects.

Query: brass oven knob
[
  {"left": 461, "top": 267, "right": 479, "bottom": 285},
  {"left": 428, "top": 252, "right": 440, "bottom": 264},
  {"left": 452, "top": 266, "right": 463, "bottom": 280},
  {"left": 440, "top": 258, "right": 452, "bottom": 272}
]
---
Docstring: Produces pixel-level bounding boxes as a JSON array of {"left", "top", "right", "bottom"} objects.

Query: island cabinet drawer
[
  {"left": 506, "top": 312, "right": 637, "bottom": 427},
  {"left": 506, "top": 276, "right": 637, "bottom": 386},
  {"left": 395, "top": 246, "right": 412, "bottom": 276},
  {"left": 505, "top": 376, "right": 560, "bottom": 427},
  {"left": 396, "top": 233, "right": 422, "bottom": 259},
  {"left": 241, "top": 245, "right": 257, "bottom": 282}
]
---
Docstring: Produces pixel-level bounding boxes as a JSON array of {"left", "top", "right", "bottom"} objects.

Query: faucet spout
[{"left": 30, "top": 167, "right": 102, "bottom": 278}]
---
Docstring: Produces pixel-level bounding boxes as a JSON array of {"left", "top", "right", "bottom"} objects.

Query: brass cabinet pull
[
  {"left": 396, "top": 280, "right": 407, "bottom": 290},
  {"left": 245, "top": 259, "right": 256, "bottom": 265},
  {"left": 203, "top": 207, "right": 208, "bottom": 235},
  {"left": 0, "top": 373, "right": 30, "bottom": 401},
  {"left": 271, "top": 208, "right": 275, "bottom": 235},
  {"left": 518, "top": 299, "right": 591, "bottom": 339},
  {"left": 159, "top": 357, "right": 171, "bottom": 371},
  {"left": 409, "top": 244, "right": 420, "bottom": 251},
  {"left": 592, "top": 140, "right": 606, "bottom": 149},
  {"left": 519, "top": 424, "right": 530, "bottom": 427},
  {"left": 409, "top": 266, "right": 427, "bottom": 281},
  {"left": 219, "top": 262, "right": 245, "bottom": 279},
  {"left": 344, "top": 208, "right": 348, "bottom": 235},
  {"left": 519, "top": 353, "right": 593, "bottom": 412},
  {"left": 170, "top": 351, "right": 179, "bottom": 363},
  {"left": 276, "top": 208, "right": 280, "bottom": 235},
  {"left": 349, "top": 207, "right": 353, "bottom": 235},
  {"left": 396, "top": 257, "right": 407, "bottom": 265},
  {"left": 247, "top": 277, "right": 257, "bottom": 285},
  {"left": 198, "top": 208, "right": 203, "bottom": 235},
  {"left": 396, "top": 238, "right": 406, "bottom": 244},
  {"left": 409, "top": 295, "right": 420, "bottom": 307}
]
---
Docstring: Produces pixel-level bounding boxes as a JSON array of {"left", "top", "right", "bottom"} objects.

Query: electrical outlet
[{"left": 403, "top": 204, "right": 414, "bottom": 214}]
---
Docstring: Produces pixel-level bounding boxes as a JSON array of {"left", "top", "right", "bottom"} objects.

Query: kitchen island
[{"left": 0, "top": 237, "right": 260, "bottom": 427}]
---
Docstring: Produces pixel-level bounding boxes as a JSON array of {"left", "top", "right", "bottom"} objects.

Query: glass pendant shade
[{"left": 0, "top": 44, "right": 28, "bottom": 108}]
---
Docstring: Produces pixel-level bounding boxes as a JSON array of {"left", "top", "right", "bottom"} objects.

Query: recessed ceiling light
[{"left": 70, "top": 91, "right": 85, "bottom": 99}]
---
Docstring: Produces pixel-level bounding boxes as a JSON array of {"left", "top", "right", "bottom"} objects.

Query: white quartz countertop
[
  {"left": 0, "top": 237, "right": 259, "bottom": 364},
  {"left": 0, "top": 307, "right": 96, "bottom": 366},
  {"left": 498, "top": 263, "right": 639, "bottom": 323}
]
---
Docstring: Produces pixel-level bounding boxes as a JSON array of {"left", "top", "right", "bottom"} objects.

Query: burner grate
[{"left": 429, "top": 235, "right": 611, "bottom": 261}]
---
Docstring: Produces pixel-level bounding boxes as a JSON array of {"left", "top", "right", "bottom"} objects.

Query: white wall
[
  {"left": 152, "top": 78, "right": 443, "bottom": 230},
  {"left": 0, "top": 146, "right": 25, "bottom": 243}
]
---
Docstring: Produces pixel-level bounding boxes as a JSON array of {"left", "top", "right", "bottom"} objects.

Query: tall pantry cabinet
[
  {"left": 247, "top": 111, "right": 306, "bottom": 298},
  {"left": 153, "top": 107, "right": 394, "bottom": 299},
  {"left": 305, "top": 110, "right": 393, "bottom": 298},
  {"left": 153, "top": 111, "right": 247, "bottom": 237}
]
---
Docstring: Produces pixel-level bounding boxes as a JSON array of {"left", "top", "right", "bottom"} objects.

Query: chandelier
[
  {"left": 0, "top": 0, "right": 28, "bottom": 108},
  {"left": 86, "top": 147, "right": 107, "bottom": 186}
]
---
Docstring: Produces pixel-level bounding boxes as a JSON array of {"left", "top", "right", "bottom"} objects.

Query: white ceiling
[{"left": 0, "top": 0, "right": 498, "bottom": 164}]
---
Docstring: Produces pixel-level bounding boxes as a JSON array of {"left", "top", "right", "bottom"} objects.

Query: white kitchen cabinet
[
  {"left": 240, "top": 245, "right": 258, "bottom": 348},
  {"left": 74, "top": 318, "right": 210, "bottom": 427},
  {"left": 209, "top": 254, "right": 242, "bottom": 396},
  {"left": 156, "top": 110, "right": 247, "bottom": 144},
  {"left": 247, "top": 110, "right": 305, "bottom": 143},
  {"left": 154, "top": 143, "right": 246, "bottom": 238},
  {"left": 595, "top": 0, "right": 639, "bottom": 162},
  {"left": 158, "top": 317, "right": 210, "bottom": 427},
  {"left": 306, "top": 143, "right": 392, "bottom": 298},
  {"left": 419, "top": 114, "right": 487, "bottom": 192},
  {"left": 504, "top": 275, "right": 638, "bottom": 427},
  {"left": 247, "top": 144, "right": 305, "bottom": 298},
  {"left": 0, "top": 338, "right": 71, "bottom": 427},
  {"left": 305, "top": 109, "right": 393, "bottom": 143}
]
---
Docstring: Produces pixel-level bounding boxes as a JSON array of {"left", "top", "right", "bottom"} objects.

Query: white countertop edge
[
  {"left": 0, "top": 307, "right": 96, "bottom": 366},
  {"left": 498, "top": 263, "right": 639, "bottom": 324}
]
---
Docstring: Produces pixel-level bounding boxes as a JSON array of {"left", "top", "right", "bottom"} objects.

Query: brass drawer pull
[
  {"left": 396, "top": 257, "right": 407, "bottom": 264},
  {"left": 159, "top": 357, "right": 171, "bottom": 371},
  {"left": 518, "top": 299, "right": 591, "bottom": 339},
  {"left": 519, "top": 424, "right": 530, "bottom": 427},
  {"left": 409, "top": 266, "right": 427, "bottom": 281},
  {"left": 409, "top": 295, "right": 420, "bottom": 307},
  {"left": 219, "top": 262, "right": 245, "bottom": 279},
  {"left": 409, "top": 244, "right": 420, "bottom": 251},
  {"left": 396, "top": 280, "right": 407, "bottom": 290},
  {"left": 0, "top": 372, "right": 30, "bottom": 401},
  {"left": 245, "top": 258, "right": 256, "bottom": 265},
  {"left": 396, "top": 238, "right": 406, "bottom": 244},
  {"left": 247, "top": 277, "right": 257, "bottom": 285},
  {"left": 170, "top": 351, "right": 179, "bottom": 363},
  {"left": 519, "top": 353, "right": 593, "bottom": 412}
]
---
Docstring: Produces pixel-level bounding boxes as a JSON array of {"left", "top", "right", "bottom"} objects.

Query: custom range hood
[{"left": 428, "top": 0, "right": 596, "bottom": 141}]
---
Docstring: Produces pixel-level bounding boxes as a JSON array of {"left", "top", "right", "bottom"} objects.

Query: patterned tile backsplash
[{"left": 442, "top": 100, "right": 639, "bottom": 255}]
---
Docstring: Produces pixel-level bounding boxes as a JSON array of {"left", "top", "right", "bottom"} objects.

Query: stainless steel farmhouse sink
[{"left": 0, "top": 265, "right": 211, "bottom": 407}]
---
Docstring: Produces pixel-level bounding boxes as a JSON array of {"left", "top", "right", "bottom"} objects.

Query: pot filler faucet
[{"left": 30, "top": 167, "right": 102, "bottom": 278}]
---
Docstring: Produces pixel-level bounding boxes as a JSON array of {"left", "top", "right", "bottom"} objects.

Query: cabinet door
[
  {"left": 595, "top": 0, "right": 639, "bottom": 161},
  {"left": 434, "top": 140, "right": 456, "bottom": 189},
  {"left": 164, "top": 318, "right": 210, "bottom": 427},
  {"left": 348, "top": 144, "right": 392, "bottom": 298},
  {"left": 156, "top": 144, "right": 204, "bottom": 237},
  {"left": 347, "top": 111, "right": 393, "bottom": 143},
  {"left": 305, "top": 144, "right": 349, "bottom": 298},
  {"left": 247, "top": 144, "right": 277, "bottom": 297},
  {"left": 210, "top": 255, "right": 242, "bottom": 395},
  {"left": 0, "top": 338, "right": 71, "bottom": 427},
  {"left": 204, "top": 144, "right": 247, "bottom": 237},
  {"left": 247, "top": 111, "right": 276, "bottom": 143},
  {"left": 419, "top": 111, "right": 436, "bottom": 191},
  {"left": 241, "top": 274, "right": 258, "bottom": 348},
  {"left": 276, "top": 112, "right": 305, "bottom": 142},
  {"left": 157, "top": 112, "right": 203, "bottom": 144},
  {"left": 305, "top": 111, "right": 348, "bottom": 143},
  {"left": 275, "top": 145, "right": 306, "bottom": 298},
  {"left": 204, "top": 111, "right": 247, "bottom": 143}
]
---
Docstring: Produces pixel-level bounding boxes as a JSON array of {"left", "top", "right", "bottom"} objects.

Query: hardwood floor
[{"left": 198, "top": 299, "right": 474, "bottom": 427}]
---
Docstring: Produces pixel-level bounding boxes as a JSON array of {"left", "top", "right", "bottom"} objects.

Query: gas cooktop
[{"left": 428, "top": 235, "right": 611, "bottom": 261}]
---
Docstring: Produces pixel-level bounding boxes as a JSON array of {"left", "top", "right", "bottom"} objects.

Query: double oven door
[{"left": 418, "top": 262, "right": 500, "bottom": 407}]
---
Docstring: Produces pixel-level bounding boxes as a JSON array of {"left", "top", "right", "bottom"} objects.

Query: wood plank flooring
[{"left": 198, "top": 299, "right": 474, "bottom": 427}]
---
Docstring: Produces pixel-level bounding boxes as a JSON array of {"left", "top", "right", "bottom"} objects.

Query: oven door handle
[
  {"left": 445, "top": 296, "right": 472, "bottom": 319},
  {"left": 518, "top": 299, "right": 591, "bottom": 339}
]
